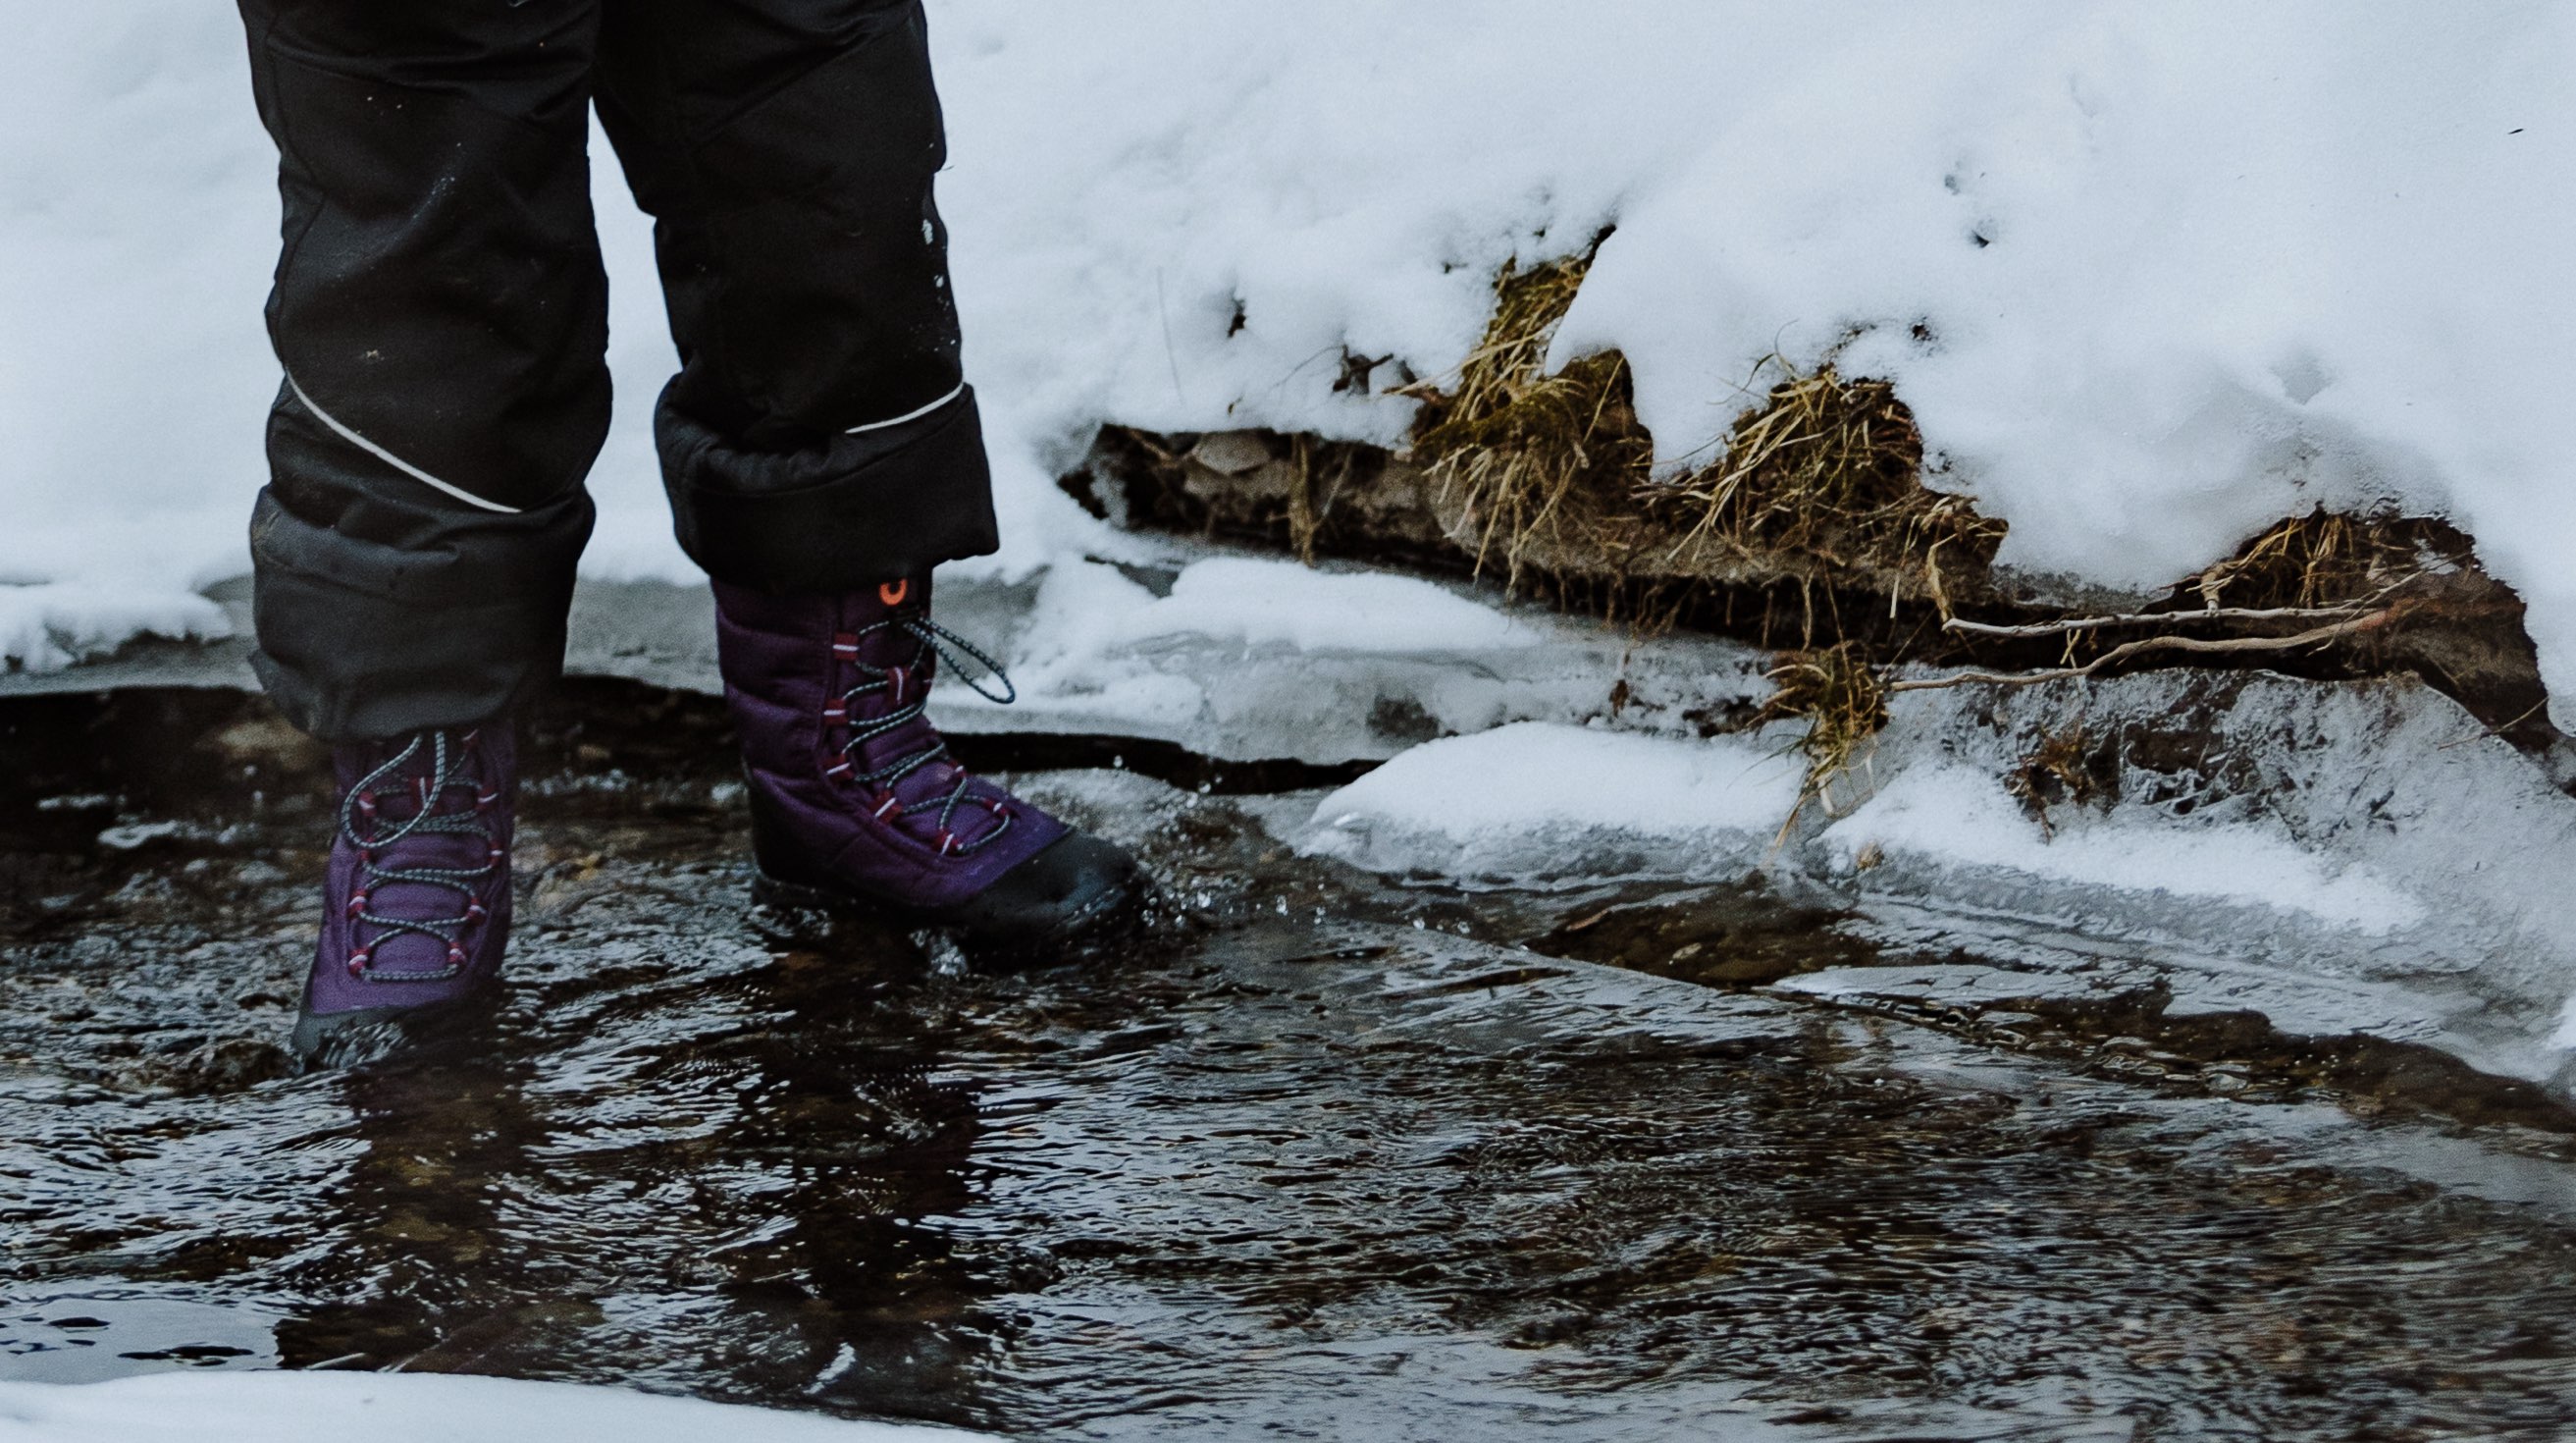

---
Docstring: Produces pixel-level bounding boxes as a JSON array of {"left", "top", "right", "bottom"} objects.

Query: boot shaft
[
  {"left": 713, "top": 576, "right": 1022, "bottom": 855},
  {"left": 710, "top": 577, "right": 937, "bottom": 752}
]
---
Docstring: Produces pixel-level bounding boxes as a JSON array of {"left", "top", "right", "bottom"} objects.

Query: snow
[
  {"left": 0, "top": 5, "right": 272, "bottom": 670},
  {"left": 930, "top": 0, "right": 2576, "bottom": 724},
  {"left": 1288, "top": 665, "right": 2576, "bottom": 1082},
  {"left": 922, "top": 556, "right": 1770, "bottom": 765},
  {"left": 1299, "top": 722, "right": 1805, "bottom": 882},
  {"left": 1001, "top": 557, "right": 1539, "bottom": 687},
  {"left": 0, "top": 1371, "right": 982, "bottom": 1443},
  {"left": 1109, "top": 558, "right": 1542, "bottom": 655},
  {"left": 11, "top": 1, "right": 2574, "bottom": 712},
  {"left": 0, "top": 584, "right": 230, "bottom": 675},
  {"left": 966, "top": 556, "right": 1549, "bottom": 750},
  {"left": 1298, "top": 694, "right": 2425, "bottom": 936}
]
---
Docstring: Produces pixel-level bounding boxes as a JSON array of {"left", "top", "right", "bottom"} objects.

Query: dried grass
[
  {"left": 1408, "top": 252, "right": 1654, "bottom": 586},
  {"left": 2006, "top": 722, "right": 2116, "bottom": 837},
  {"left": 1757, "top": 642, "right": 1889, "bottom": 816},
  {"left": 2187, "top": 508, "right": 2428, "bottom": 611},
  {"left": 1407, "top": 251, "right": 2001, "bottom": 611},
  {"left": 1284, "top": 435, "right": 1361, "bottom": 564},
  {"left": 1667, "top": 359, "right": 2003, "bottom": 613}
]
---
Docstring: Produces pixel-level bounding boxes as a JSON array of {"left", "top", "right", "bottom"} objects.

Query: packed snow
[
  {"left": 930, "top": 557, "right": 1767, "bottom": 763},
  {"left": 1263, "top": 655, "right": 2576, "bottom": 1082},
  {"left": 1300, "top": 722, "right": 1805, "bottom": 882},
  {"left": 1106, "top": 557, "right": 1543, "bottom": 655},
  {"left": 0, "top": 1371, "right": 982, "bottom": 1443}
]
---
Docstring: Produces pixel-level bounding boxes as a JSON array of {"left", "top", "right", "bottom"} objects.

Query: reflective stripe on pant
[{"left": 236, "top": 0, "right": 998, "bottom": 741}]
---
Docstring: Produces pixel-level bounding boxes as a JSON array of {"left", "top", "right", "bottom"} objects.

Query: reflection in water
[
  {"left": 273, "top": 903, "right": 1005, "bottom": 1426},
  {"left": 7, "top": 723, "right": 2576, "bottom": 1440}
]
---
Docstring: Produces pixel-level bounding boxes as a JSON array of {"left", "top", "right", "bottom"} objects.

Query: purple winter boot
[
  {"left": 292, "top": 727, "right": 515, "bottom": 1055},
  {"left": 713, "top": 574, "right": 1145, "bottom": 963}
]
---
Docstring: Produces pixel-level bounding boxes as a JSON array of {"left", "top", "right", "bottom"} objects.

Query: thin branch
[
  {"left": 2437, "top": 694, "right": 2551, "bottom": 751},
  {"left": 1889, "top": 611, "right": 2392, "bottom": 693},
  {"left": 1942, "top": 604, "right": 2370, "bottom": 640}
]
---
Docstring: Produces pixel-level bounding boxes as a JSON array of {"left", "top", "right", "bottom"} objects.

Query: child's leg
[
  {"left": 594, "top": 0, "right": 997, "bottom": 593},
  {"left": 594, "top": 0, "right": 1144, "bottom": 958},
  {"left": 237, "top": 0, "right": 608, "bottom": 742},
  {"left": 235, "top": 0, "right": 608, "bottom": 1044}
]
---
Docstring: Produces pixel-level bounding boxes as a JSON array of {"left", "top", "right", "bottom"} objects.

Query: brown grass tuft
[
  {"left": 1757, "top": 642, "right": 1889, "bottom": 815},
  {"left": 1667, "top": 358, "right": 2003, "bottom": 614},
  {"left": 2005, "top": 722, "right": 2118, "bottom": 837},
  {"left": 1407, "top": 251, "right": 1655, "bottom": 587},
  {"left": 1407, "top": 253, "right": 2001, "bottom": 613},
  {"left": 2186, "top": 508, "right": 2429, "bottom": 611}
]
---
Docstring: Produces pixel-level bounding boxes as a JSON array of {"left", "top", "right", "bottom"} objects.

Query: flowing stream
[{"left": 7, "top": 688, "right": 2576, "bottom": 1440}]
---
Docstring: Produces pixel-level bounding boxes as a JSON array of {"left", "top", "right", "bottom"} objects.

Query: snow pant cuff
[
  {"left": 660, "top": 384, "right": 999, "bottom": 594},
  {"left": 246, "top": 486, "right": 595, "bottom": 742}
]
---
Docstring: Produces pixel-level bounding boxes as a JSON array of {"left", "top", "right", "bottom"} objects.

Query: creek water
[{"left": 6, "top": 688, "right": 2576, "bottom": 1441}]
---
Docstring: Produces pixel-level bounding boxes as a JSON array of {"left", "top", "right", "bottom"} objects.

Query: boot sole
[
  {"left": 749, "top": 869, "right": 1148, "bottom": 971},
  {"left": 290, "top": 982, "right": 501, "bottom": 1069}
]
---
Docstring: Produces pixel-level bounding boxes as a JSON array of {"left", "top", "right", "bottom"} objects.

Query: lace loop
[
  {"left": 828, "top": 604, "right": 1022, "bottom": 856},
  {"left": 903, "top": 615, "right": 1017, "bottom": 705},
  {"left": 337, "top": 730, "right": 500, "bottom": 976}
]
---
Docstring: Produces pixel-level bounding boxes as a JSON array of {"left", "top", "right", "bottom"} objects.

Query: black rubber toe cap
[{"left": 947, "top": 830, "right": 1147, "bottom": 956}]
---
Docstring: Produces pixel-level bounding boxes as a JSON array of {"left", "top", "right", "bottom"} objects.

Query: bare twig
[
  {"left": 1942, "top": 604, "right": 2371, "bottom": 640},
  {"left": 1890, "top": 610, "right": 2392, "bottom": 693},
  {"left": 2437, "top": 695, "right": 2550, "bottom": 751}
]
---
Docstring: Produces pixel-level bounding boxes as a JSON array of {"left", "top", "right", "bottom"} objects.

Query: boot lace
[
  {"left": 822, "top": 607, "right": 1022, "bottom": 858},
  {"left": 340, "top": 728, "right": 503, "bottom": 980}
]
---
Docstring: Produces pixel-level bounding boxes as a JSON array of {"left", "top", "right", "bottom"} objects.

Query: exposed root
[
  {"left": 1946, "top": 604, "right": 2378, "bottom": 642},
  {"left": 1894, "top": 607, "right": 2401, "bottom": 694},
  {"left": 1913, "top": 511, "right": 2446, "bottom": 689}
]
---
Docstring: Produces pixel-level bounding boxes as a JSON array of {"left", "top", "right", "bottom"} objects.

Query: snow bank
[
  {"left": 0, "top": 5, "right": 273, "bottom": 668},
  {"left": 1299, "top": 722, "right": 1804, "bottom": 882},
  {"left": 13, "top": 2, "right": 2573, "bottom": 712},
  {"left": 937, "top": 0, "right": 2576, "bottom": 722},
  {"left": 0, "top": 1371, "right": 982, "bottom": 1443},
  {"left": 0, "top": 584, "right": 231, "bottom": 674},
  {"left": 1108, "top": 557, "right": 1541, "bottom": 655}
]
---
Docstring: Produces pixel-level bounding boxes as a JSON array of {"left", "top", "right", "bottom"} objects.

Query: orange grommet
[{"left": 878, "top": 579, "right": 910, "bottom": 607}]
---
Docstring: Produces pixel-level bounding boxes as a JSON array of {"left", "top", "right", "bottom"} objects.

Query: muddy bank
[{"left": 1065, "top": 424, "right": 2567, "bottom": 764}]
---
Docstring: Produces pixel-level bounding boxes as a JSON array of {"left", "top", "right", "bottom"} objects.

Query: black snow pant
[{"left": 235, "top": 0, "right": 998, "bottom": 741}]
